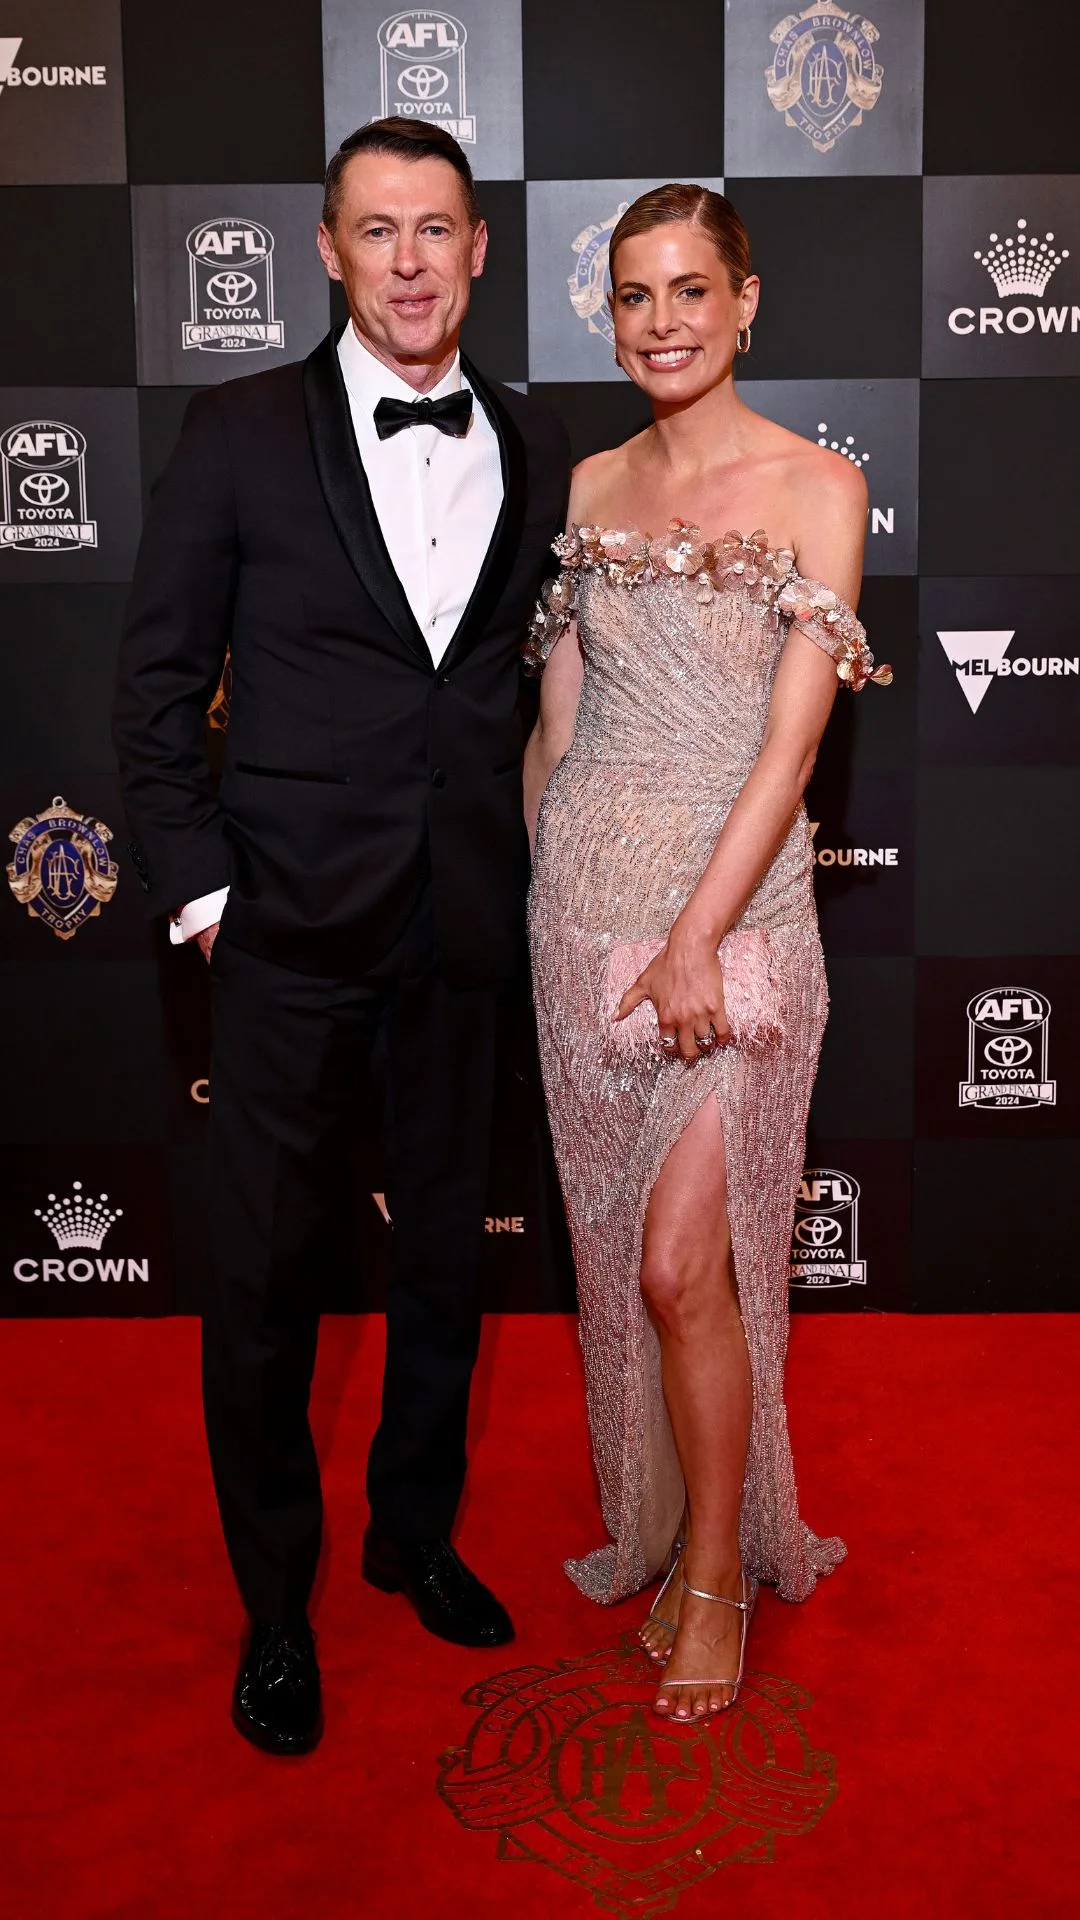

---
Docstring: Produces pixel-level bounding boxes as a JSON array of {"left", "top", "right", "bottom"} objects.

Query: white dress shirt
[{"left": 172, "top": 321, "right": 505, "bottom": 945}]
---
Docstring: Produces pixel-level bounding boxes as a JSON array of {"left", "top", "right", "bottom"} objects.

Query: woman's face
[{"left": 609, "top": 222, "right": 759, "bottom": 404}]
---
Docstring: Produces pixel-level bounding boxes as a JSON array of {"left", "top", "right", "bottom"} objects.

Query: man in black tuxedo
[{"left": 113, "top": 119, "right": 569, "bottom": 1755}]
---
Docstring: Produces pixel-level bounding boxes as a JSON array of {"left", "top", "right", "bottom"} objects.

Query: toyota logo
[
  {"left": 205, "top": 270, "right": 258, "bottom": 305},
  {"left": 397, "top": 63, "right": 449, "bottom": 99},
  {"left": 985, "top": 1034, "right": 1033, "bottom": 1067},
  {"left": 794, "top": 1215, "right": 843, "bottom": 1249},
  {"left": 20, "top": 472, "right": 70, "bottom": 506}
]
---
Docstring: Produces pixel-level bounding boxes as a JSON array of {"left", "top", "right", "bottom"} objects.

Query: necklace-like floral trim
[{"left": 524, "top": 521, "right": 892, "bottom": 692}]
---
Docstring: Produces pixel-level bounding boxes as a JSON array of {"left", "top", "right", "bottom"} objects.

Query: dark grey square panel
[
  {"left": 0, "top": 585, "right": 126, "bottom": 777},
  {"left": 122, "top": 0, "right": 326, "bottom": 186},
  {"left": 0, "top": 964, "right": 166, "bottom": 1146},
  {"left": 0, "top": 388, "right": 141, "bottom": 582},
  {"left": 911, "top": 1138, "right": 1080, "bottom": 1311},
  {"left": 924, "top": 1, "right": 1080, "bottom": 178},
  {"left": 923, "top": 175, "right": 1080, "bottom": 378},
  {"left": 805, "top": 767, "right": 914, "bottom": 956},
  {"left": 727, "top": 176, "right": 923, "bottom": 378},
  {"left": 915, "top": 957, "right": 1080, "bottom": 1140},
  {"left": 0, "top": 0, "right": 125, "bottom": 184},
  {"left": 919, "top": 578, "right": 1080, "bottom": 768},
  {"left": 131, "top": 185, "right": 329, "bottom": 386},
  {"left": 522, "top": 0, "right": 724, "bottom": 181},
  {"left": 918, "top": 379, "right": 1080, "bottom": 578},
  {"left": 0, "top": 1138, "right": 172, "bottom": 1315},
  {"left": 740, "top": 378, "right": 919, "bottom": 573},
  {"left": 323, "top": 0, "right": 523, "bottom": 179},
  {"left": 790, "top": 1139, "right": 912, "bottom": 1312},
  {"left": 810, "top": 956, "right": 915, "bottom": 1137},
  {"left": 916, "top": 767, "right": 1080, "bottom": 956},
  {"left": 725, "top": 0, "right": 923, "bottom": 178},
  {"left": 0, "top": 187, "right": 135, "bottom": 385}
]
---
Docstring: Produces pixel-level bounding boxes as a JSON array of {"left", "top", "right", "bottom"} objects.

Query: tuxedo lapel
[
  {"left": 439, "top": 355, "right": 528, "bottom": 672},
  {"left": 301, "top": 330, "right": 431, "bottom": 668}
]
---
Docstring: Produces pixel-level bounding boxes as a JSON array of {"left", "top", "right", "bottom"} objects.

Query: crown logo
[
  {"left": 973, "top": 219, "right": 1069, "bottom": 298},
  {"left": 35, "top": 1181, "right": 123, "bottom": 1251},
  {"left": 816, "top": 423, "right": 869, "bottom": 469}
]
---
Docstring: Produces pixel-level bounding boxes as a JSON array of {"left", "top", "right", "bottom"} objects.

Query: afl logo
[
  {"left": 789, "top": 1168, "right": 866, "bottom": 1289},
  {"left": 377, "top": 11, "right": 475, "bottom": 141},
  {"left": 0, "top": 420, "right": 96, "bottom": 552},
  {"left": 183, "top": 218, "right": 284, "bottom": 355},
  {"left": 961, "top": 987, "right": 1055, "bottom": 1111}
]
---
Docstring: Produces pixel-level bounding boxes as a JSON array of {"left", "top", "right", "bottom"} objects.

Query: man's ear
[
  {"left": 316, "top": 221, "right": 343, "bottom": 283},
  {"left": 470, "top": 218, "right": 489, "bottom": 280}
]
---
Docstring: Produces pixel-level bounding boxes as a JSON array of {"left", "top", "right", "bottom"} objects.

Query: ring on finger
[
  {"left": 694, "top": 1025, "right": 718, "bottom": 1052},
  {"left": 658, "top": 1032, "right": 678, "bottom": 1053}
]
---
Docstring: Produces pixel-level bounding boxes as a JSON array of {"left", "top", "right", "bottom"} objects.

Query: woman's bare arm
[{"left": 617, "top": 456, "right": 868, "bottom": 1059}]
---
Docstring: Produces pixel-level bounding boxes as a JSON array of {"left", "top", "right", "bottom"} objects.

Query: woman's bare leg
[{"left": 638, "top": 1093, "right": 752, "bottom": 1719}]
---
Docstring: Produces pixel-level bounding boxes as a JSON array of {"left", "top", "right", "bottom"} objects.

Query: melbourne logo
[
  {"left": 6, "top": 796, "right": 118, "bottom": 940},
  {"left": 0, "top": 420, "right": 97, "bottom": 552},
  {"left": 936, "top": 631, "right": 1078, "bottom": 715},
  {"left": 439, "top": 1637, "right": 836, "bottom": 1914},
  {"left": 808, "top": 820, "right": 898, "bottom": 869},
  {"left": 948, "top": 217, "right": 1077, "bottom": 338},
  {"left": 184, "top": 218, "right": 283, "bottom": 354},
  {"left": 766, "top": 8, "right": 882, "bottom": 154},
  {"left": 378, "top": 10, "right": 475, "bottom": 142},
  {"left": 14, "top": 1182, "right": 149, "bottom": 1286},
  {"left": 0, "top": 36, "right": 108, "bottom": 96},
  {"left": 960, "top": 988, "right": 1055, "bottom": 1111},
  {"left": 569, "top": 204, "right": 628, "bottom": 350},
  {"left": 789, "top": 1168, "right": 866, "bottom": 1288}
]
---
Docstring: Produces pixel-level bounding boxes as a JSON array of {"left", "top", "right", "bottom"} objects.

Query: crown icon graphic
[
  {"left": 973, "top": 219, "right": 1069, "bottom": 297},
  {"left": 35, "top": 1181, "right": 122, "bottom": 1251},
  {"left": 816, "top": 424, "right": 869, "bottom": 469}
]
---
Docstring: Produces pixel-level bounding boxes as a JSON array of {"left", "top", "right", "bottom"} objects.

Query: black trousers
[{"left": 202, "top": 888, "right": 498, "bottom": 1621}]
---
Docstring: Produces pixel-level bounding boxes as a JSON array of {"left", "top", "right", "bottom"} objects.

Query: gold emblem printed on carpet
[{"left": 438, "top": 1635, "right": 837, "bottom": 1917}]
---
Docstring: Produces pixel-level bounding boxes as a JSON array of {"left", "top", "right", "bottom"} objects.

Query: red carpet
[{"left": 3, "top": 1312, "right": 1078, "bottom": 1919}]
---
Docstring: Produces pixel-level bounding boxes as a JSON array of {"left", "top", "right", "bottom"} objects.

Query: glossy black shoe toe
[
  {"left": 232, "top": 1616, "right": 323, "bottom": 1756},
  {"left": 362, "top": 1526, "right": 515, "bottom": 1648}
]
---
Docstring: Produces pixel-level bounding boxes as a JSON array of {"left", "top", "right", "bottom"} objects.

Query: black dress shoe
[
  {"left": 232, "top": 1617, "right": 323, "bottom": 1756},
  {"left": 362, "top": 1526, "right": 515, "bottom": 1648}
]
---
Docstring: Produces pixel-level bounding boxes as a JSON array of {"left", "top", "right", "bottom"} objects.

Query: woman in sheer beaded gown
[{"left": 523, "top": 186, "right": 890, "bottom": 1724}]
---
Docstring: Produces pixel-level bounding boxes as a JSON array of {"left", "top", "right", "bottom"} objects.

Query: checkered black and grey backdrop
[{"left": 3, "top": 0, "right": 1079, "bottom": 1317}]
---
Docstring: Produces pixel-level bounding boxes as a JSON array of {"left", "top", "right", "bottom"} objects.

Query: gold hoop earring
[{"left": 736, "top": 326, "right": 751, "bottom": 355}]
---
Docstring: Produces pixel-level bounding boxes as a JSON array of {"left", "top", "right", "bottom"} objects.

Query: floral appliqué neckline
[{"left": 525, "top": 520, "right": 893, "bottom": 691}]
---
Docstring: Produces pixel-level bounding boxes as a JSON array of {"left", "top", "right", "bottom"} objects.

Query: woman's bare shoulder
[
  {"left": 568, "top": 430, "right": 652, "bottom": 524},
  {"left": 750, "top": 411, "right": 868, "bottom": 513}
]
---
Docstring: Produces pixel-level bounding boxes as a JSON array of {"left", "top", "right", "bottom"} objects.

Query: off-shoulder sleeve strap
[
  {"left": 776, "top": 574, "right": 892, "bottom": 691},
  {"left": 522, "top": 566, "right": 577, "bottom": 677}
]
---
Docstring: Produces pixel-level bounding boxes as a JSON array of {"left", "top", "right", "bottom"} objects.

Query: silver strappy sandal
[
  {"left": 653, "top": 1568, "right": 758, "bottom": 1720},
  {"left": 639, "top": 1538, "right": 686, "bottom": 1664}
]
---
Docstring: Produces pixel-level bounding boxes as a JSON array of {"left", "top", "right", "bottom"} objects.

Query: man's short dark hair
[{"left": 322, "top": 118, "right": 481, "bottom": 230}]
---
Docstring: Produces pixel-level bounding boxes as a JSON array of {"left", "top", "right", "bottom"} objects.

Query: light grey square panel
[
  {"left": 526, "top": 177, "right": 724, "bottom": 384},
  {"left": 322, "top": 0, "right": 524, "bottom": 180},
  {"left": 724, "top": 1, "right": 924, "bottom": 178}
]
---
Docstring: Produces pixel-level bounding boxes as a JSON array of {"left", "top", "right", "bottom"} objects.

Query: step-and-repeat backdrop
[{"left": 3, "top": 0, "right": 1079, "bottom": 1319}]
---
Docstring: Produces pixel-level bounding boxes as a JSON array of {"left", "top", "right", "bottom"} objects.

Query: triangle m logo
[{"left": 936, "top": 631, "right": 1015, "bottom": 714}]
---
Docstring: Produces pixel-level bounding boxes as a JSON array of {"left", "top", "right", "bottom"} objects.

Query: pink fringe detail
[{"left": 606, "top": 926, "right": 783, "bottom": 1061}]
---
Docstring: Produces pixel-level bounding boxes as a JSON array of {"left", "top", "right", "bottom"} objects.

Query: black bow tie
[{"left": 373, "top": 390, "right": 473, "bottom": 441}]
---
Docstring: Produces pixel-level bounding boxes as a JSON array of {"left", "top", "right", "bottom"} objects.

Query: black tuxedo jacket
[{"left": 113, "top": 330, "right": 570, "bottom": 982}]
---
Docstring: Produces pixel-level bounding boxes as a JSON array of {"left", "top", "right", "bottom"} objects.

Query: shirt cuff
[{"left": 170, "top": 887, "right": 230, "bottom": 946}]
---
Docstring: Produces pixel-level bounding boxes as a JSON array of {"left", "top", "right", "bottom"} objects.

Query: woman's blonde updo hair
[{"left": 608, "top": 183, "right": 752, "bottom": 294}]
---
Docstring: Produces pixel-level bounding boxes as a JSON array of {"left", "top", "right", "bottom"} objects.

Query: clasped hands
[{"left": 615, "top": 922, "right": 731, "bottom": 1065}]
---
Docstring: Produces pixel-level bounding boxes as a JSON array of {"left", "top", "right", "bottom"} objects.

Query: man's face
[{"left": 317, "top": 151, "right": 486, "bottom": 372}]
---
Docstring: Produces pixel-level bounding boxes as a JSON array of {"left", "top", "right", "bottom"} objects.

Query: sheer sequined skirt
[{"left": 529, "top": 756, "right": 847, "bottom": 1606}]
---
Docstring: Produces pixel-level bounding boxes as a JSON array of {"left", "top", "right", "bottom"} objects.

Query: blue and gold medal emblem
[
  {"left": 6, "top": 796, "right": 118, "bottom": 940},
  {"left": 767, "top": 8, "right": 883, "bottom": 155}
]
